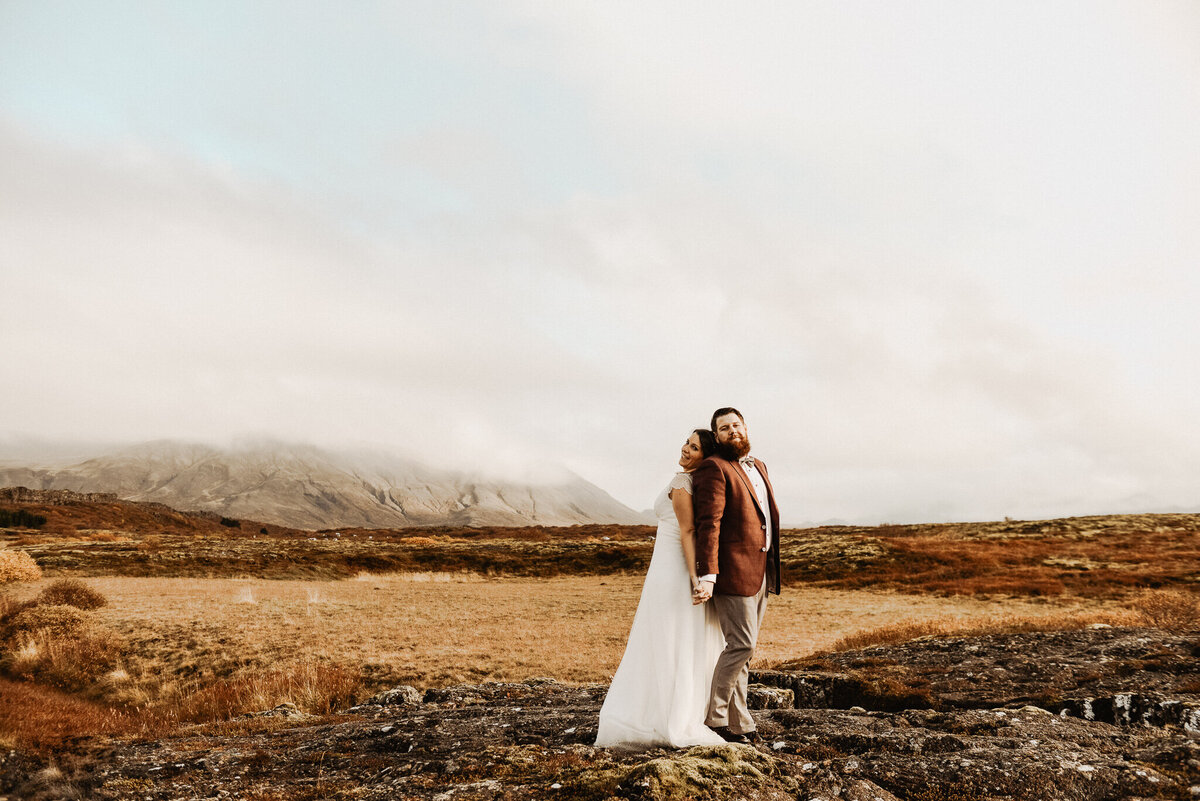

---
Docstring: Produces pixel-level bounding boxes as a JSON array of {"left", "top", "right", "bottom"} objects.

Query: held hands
[{"left": 690, "top": 575, "right": 713, "bottom": 605}]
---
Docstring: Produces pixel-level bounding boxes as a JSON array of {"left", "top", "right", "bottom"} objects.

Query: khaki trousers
[{"left": 705, "top": 576, "right": 768, "bottom": 734}]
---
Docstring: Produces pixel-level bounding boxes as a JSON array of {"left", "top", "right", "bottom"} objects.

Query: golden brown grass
[
  {"left": 0, "top": 548, "right": 42, "bottom": 583},
  {"left": 3, "top": 494, "right": 1193, "bottom": 757},
  {"left": 1132, "top": 588, "right": 1200, "bottom": 631},
  {"left": 36, "top": 578, "right": 108, "bottom": 610},
  {"left": 1, "top": 603, "right": 126, "bottom": 692},
  {"left": 781, "top": 514, "right": 1200, "bottom": 598},
  {"left": 79, "top": 531, "right": 131, "bottom": 543},
  {"left": 135, "top": 533, "right": 163, "bottom": 551},
  {"left": 823, "top": 609, "right": 1142, "bottom": 653},
  {"left": 398, "top": 536, "right": 440, "bottom": 546},
  {"left": 4, "top": 624, "right": 126, "bottom": 692},
  {"left": 169, "top": 663, "right": 362, "bottom": 724},
  {"left": 7, "top": 574, "right": 1120, "bottom": 689},
  {"left": 0, "top": 676, "right": 141, "bottom": 752},
  {"left": 0, "top": 572, "right": 1137, "bottom": 752}
]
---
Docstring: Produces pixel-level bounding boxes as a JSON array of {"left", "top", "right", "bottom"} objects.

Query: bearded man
[{"left": 692, "top": 407, "right": 782, "bottom": 745}]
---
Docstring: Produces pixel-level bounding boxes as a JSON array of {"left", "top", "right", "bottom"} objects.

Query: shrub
[
  {"left": 1133, "top": 589, "right": 1199, "bottom": 631},
  {"left": 1, "top": 605, "right": 125, "bottom": 692},
  {"left": 0, "top": 509, "right": 47, "bottom": 529},
  {"left": 3, "top": 626, "right": 126, "bottom": 693},
  {"left": 0, "top": 595, "right": 35, "bottom": 627},
  {"left": 219, "top": 517, "right": 241, "bottom": 528},
  {"left": 83, "top": 531, "right": 126, "bottom": 542},
  {"left": 5, "top": 604, "right": 89, "bottom": 638},
  {"left": 36, "top": 579, "right": 107, "bottom": 610},
  {"left": 136, "top": 534, "right": 164, "bottom": 552},
  {"left": 172, "top": 663, "right": 362, "bottom": 723},
  {"left": 0, "top": 550, "right": 42, "bottom": 584}
]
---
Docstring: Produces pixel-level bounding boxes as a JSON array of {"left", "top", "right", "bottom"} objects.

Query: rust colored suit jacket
[{"left": 693, "top": 455, "right": 782, "bottom": 597}]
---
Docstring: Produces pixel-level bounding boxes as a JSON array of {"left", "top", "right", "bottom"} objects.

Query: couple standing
[{"left": 596, "top": 407, "right": 781, "bottom": 748}]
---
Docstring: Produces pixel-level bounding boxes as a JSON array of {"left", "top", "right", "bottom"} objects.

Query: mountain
[{"left": 0, "top": 440, "right": 646, "bottom": 529}]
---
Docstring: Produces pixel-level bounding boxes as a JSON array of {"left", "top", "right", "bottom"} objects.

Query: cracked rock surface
[{"left": 3, "top": 627, "right": 1198, "bottom": 800}]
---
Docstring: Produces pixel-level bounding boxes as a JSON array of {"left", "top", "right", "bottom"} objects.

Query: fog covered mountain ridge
[{"left": 0, "top": 439, "right": 647, "bottom": 529}]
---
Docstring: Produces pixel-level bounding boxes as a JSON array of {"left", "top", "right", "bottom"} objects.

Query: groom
[{"left": 692, "top": 407, "right": 781, "bottom": 745}]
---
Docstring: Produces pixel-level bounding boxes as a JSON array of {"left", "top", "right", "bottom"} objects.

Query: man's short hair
[{"left": 710, "top": 407, "right": 744, "bottom": 432}]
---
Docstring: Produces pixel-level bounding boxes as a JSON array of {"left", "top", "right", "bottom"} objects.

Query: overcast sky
[{"left": 2, "top": 2, "right": 1198, "bottom": 524}]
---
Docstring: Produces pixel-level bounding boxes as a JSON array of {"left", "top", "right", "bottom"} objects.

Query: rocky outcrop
[
  {"left": 755, "top": 626, "right": 1200, "bottom": 719},
  {"left": 0, "top": 487, "right": 120, "bottom": 505},
  {"left": 6, "top": 627, "right": 1199, "bottom": 800}
]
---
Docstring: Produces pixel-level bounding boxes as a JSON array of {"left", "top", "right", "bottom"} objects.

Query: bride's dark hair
[{"left": 692, "top": 428, "right": 717, "bottom": 459}]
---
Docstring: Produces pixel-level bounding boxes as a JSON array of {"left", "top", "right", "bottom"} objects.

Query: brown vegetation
[
  {"left": 36, "top": 578, "right": 108, "bottom": 610},
  {"left": 781, "top": 514, "right": 1200, "bottom": 598},
  {"left": 1, "top": 488, "right": 1197, "bottom": 763},
  {"left": 0, "top": 571, "right": 1125, "bottom": 754},
  {"left": 2, "top": 620, "right": 125, "bottom": 693},
  {"left": 10, "top": 627, "right": 1196, "bottom": 801},
  {"left": 0, "top": 677, "right": 141, "bottom": 751},
  {"left": 1131, "top": 588, "right": 1200, "bottom": 630},
  {"left": 5, "top": 491, "right": 1198, "bottom": 600},
  {"left": 0, "top": 579, "right": 126, "bottom": 695},
  {"left": 0, "top": 573, "right": 373, "bottom": 752},
  {"left": 822, "top": 609, "right": 1141, "bottom": 653},
  {"left": 169, "top": 663, "right": 362, "bottom": 724},
  {"left": 0, "top": 548, "right": 42, "bottom": 583}
]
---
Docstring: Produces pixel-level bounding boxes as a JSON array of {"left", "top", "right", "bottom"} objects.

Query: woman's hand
[{"left": 690, "top": 575, "right": 706, "bottom": 605}]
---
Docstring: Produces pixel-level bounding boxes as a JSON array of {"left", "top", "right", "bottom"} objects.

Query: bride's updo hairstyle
[{"left": 692, "top": 429, "right": 717, "bottom": 459}]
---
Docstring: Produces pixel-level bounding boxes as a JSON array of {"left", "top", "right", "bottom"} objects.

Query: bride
[{"left": 595, "top": 429, "right": 727, "bottom": 748}]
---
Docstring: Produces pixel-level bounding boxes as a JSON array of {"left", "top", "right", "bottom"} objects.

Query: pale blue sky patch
[{"left": 0, "top": 1, "right": 618, "bottom": 222}]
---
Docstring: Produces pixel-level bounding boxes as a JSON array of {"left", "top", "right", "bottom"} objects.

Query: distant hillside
[
  {"left": 4, "top": 486, "right": 1197, "bottom": 595},
  {"left": 0, "top": 486, "right": 287, "bottom": 538},
  {"left": 0, "top": 440, "right": 646, "bottom": 530}
]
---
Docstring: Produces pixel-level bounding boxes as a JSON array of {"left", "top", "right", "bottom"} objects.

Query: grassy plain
[
  {"left": 5, "top": 573, "right": 1123, "bottom": 691},
  {"left": 2, "top": 491, "right": 1197, "bottom": 754}
]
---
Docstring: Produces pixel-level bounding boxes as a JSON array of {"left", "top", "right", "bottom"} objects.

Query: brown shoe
[{"left": 707, "top": 725, "right": 750, "bottom": 744}]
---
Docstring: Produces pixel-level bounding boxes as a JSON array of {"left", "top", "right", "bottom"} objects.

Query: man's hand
[{"left": 692, "top": 578, "right": 714, "bottom": 604}]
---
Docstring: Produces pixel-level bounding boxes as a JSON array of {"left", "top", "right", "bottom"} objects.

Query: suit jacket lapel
[
  {"left": 734, "top": 458, "right": 765, "bottom": 518},
  {"left": 757, "top": 460, "right": 779, "bottom": 526}
]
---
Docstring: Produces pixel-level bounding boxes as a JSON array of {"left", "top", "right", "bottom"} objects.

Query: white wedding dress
[{"left": 595, "top": 472, "right": 727, "bottom": 748}]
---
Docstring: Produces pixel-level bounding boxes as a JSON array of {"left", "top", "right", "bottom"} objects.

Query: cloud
[
  {"left": 6, "top": 116, "right": 1200, "bottom": 521},
  {"left": 2, "top": 3, "right": 1199, "bottom": 522}
]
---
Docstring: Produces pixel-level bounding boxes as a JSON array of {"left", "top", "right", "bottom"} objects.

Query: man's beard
[{"left": 716, "top": 435, "right": 751, "bottom": 460}]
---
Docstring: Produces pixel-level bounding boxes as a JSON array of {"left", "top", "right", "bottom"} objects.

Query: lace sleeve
[{"left": 667, "top": 471, "right": 693, "bottom": 496}]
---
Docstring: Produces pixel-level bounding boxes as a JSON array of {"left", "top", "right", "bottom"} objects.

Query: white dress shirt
[{"left": 740, "top": 458, "right": 772, "bottom": 552}]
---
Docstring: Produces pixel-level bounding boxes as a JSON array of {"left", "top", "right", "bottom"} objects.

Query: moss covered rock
[{"left": 578, "top": 744, "right": 795, "bottom": 800}]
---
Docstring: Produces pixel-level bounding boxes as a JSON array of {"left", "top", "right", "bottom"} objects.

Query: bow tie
[{"left": 738, "top": 456, "right": 755, "bottom": 468}]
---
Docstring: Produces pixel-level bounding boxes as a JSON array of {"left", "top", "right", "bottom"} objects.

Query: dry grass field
[
  {"left": 7, "top": 490, "right": 1198, "bottom": 599},
  {"left": 2, "top": 491, "right": 1197, "bottom": 756},
  {"left": 5, "top": 573, "right": 1120, "bottom": 685},
  {"left": 0, "top": 572, "right": 1133, "bottom": 748}
]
